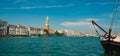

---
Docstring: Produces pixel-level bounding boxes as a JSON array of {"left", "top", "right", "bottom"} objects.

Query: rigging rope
[
  {"left": 92, "top": 23, "right": 100, "bottom": 38},
  {"left": 114, "top": 0, "right": 120, "bottom": 34},
  {"left": 91, "top": 0, "right": 119, "bottom": 40},
  {"left": 110, "top": 0, "right": 119, "bottom": 29}
]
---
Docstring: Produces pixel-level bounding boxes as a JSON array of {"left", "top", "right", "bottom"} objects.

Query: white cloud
[
  {"left": 1, "top": 4, "right": 74, "bottom": 10},
  {"left": 85, "top": 18, "right": 99, "bottom": 21},
  {"left": 61, "top": 21, "right": 91, "bottom": 26},
  {"left": 21, "top": 5, "right": 70, "bottom": 9},
  {"left": 61, "top": 18, "right": 99, "bottom": 27}
]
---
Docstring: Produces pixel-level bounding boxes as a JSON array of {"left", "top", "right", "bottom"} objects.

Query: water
[{"left": 0, "top": 36, "right": 108, "bottom": 56}]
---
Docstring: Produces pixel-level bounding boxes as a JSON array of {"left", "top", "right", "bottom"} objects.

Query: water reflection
[{"left": 102, "top": 51, "right": 120, "bottom": 56}]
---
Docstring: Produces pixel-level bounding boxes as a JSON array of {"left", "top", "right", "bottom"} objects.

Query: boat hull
[{"left": 101, "top": 41, "right": 120, "bottom": 52}]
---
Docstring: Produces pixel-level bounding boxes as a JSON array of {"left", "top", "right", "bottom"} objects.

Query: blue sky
[{"left": 0, "top": 0, "right": 120, "bottom": 33}]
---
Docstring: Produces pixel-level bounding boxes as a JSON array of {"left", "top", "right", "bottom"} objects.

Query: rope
[
  {"left": 92, "top": 23, "right": 100, "bottom": 38},
  {"left": 113, "top": 0, "right": 120, "bottom": 34},
  {"left": 110, "top": 0, "right": 119, "bottom": 29}
]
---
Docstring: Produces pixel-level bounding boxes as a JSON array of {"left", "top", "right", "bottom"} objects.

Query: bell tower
[{"left": 45, "top": 16, "right": 49, "bottom": 31}]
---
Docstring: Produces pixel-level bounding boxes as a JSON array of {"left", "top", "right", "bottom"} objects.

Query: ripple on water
[{"left": 0, "top": 37, "right": 104, "bottom": 56}]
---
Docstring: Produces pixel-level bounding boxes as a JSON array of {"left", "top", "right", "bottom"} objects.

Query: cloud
[
  {"left": 61, "top": 21, "right": 91, "bottom": 26},
  {"left": 85, "top": 18, "right": 99, "bottom": 21},
  {"left": 22, "top": 4, "right": 73, "bottom": 9},
  {"left": 1, "top": 4, "right": 74, "bottom": 10},
  {"left": 61, "top": 18, "right": 99, "bottom": 27}
]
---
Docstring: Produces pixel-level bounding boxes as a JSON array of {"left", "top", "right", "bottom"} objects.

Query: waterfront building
[
  {"left": 28, "top": 27, "right": 45, "bottom": 36},
  {"left": 0, "top": 20, "right": 7, "bottom": 36},
  {"left": 17, "top": 25, "right": 28, "bottom": 36},
  {"left": 57, "top": 30, "right": 65, "bottom": 34},
  {"left": 7, "top": 24, "right": 28, "bottom": 36},
  {"left": 28, "top": 27, "right": 37, "bottom": 36},
  {"left": 64, "top": 30, "right": 77, "bottom": 36},
  {"left": 63, "top": 30, "right": 97, "bottom": 37},
  {"left": 49, "top": 29, "right": 56, "bottom": 35},
  {"left": 7, "top": 25, "right": 17, "bottom": 35}
]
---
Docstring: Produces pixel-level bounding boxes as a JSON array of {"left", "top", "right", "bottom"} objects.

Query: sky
[{"left": 0, "top": 0, "right": 120, "bottom": 33}]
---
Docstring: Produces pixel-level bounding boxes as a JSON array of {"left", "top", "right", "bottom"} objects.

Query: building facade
[
  {"left": 7, "top": 24, "right": 28, "bottom": 36},
  {"left": 28, "top": 27, "right": 45, "bottom": 36},
  {"left": 0, "top": 20, "right": 7, "bottom": 36}
]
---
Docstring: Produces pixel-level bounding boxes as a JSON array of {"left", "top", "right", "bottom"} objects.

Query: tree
[
  {"left": 44, "top": 29, "right": 49, "bottom": 35},
  {"left": 55, "top": 31, "right": 64, "bottom": 36}
]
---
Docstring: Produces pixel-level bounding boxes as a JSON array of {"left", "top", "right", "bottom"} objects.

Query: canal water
[{"left": 0, "top": 36, "right": 115, "bottom": 56}]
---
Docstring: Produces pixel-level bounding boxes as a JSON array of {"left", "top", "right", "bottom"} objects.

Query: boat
[{"left": 91, "top": 0, "right": 120, "bottom": 53}]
